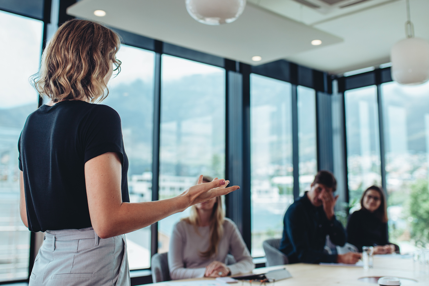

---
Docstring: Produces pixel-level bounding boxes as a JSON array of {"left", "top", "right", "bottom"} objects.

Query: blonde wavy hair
[
  {"left": 32, "top": 19, "right": 121, "bottom": 103},
  {"left": 182, "top": 175, "right": 225, "bottom": 258}
]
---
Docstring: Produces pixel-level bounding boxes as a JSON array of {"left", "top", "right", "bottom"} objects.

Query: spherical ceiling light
[
  {"left": 186, "top": 0, "right": 246, "bottom": 25},
  {"left": 391, "top": 0, "right": 429, "bottom": 85}
]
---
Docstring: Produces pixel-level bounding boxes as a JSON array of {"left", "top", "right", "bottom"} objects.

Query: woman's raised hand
[{"left": 178, "top": 175, "right": 240, "bottom": 210}]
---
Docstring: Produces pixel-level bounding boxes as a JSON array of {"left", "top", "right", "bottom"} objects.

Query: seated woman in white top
[{"left": 169, "top": 176, "right": 254, "bottom": 280}]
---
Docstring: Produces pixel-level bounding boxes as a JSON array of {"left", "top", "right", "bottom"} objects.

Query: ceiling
[{"left": 67, "top": 0, "right": 429, "bottom": 75}]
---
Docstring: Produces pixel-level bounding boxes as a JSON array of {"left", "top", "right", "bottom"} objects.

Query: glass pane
[
  {"left": 158, "top": 55, "right": 225, "bottom": 253},
  {"left": 381, "top": 81, "right": 429, "bottom": 253},
  {"left": 104, "top": 45, "right": 155, "bottom": 270},
  {"left": 297, "top": 86, "right": 317, "bottom": 195},
  {"left": 345, "top": 86, "right": 381, "bottom": 210},
  {"left": 250, "top": 74, "right": 293, "bottom": 257},
  {"left": 0, "top": 11, "right": 42, "bottom": 281}
]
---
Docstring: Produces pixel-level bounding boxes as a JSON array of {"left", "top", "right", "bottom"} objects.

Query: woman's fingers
[
  {"left": 207, "top": 261, "right": 221, "bottom": 275},
  {"left": 186, "top": 179, "right": 225, "bottom": 201},
  {"left": 211, "top": 185, "right": 239, "bottom": 197},
  {"left": 210, "top": 263, "right": 229, "bottom": 277},
  {"left": 194, "top": 185, "right": 239, "bottom": 204},
  {"left": 205, "top": 261, "right": 217, "bottom": 276},
  {"left": 197, "top": 175, "right": 203, "bottom": 185},
  {"left": 184, "top": 178, "right": 240, "bottom": 206},
  {"left": 208, "top": 263, "right": 223, "bottom": 275}
]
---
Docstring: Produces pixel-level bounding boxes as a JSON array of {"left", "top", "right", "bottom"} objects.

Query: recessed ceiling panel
[{"left": 67, "top": 0, "right": 342, "bottom": 66}]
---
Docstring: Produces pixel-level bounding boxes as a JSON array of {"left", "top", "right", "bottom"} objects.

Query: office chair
[{"left": 262, "top": 238, "right": 289, "bottom": 267}]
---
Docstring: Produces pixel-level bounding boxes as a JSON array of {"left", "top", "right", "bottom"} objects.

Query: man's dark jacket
[{"left": 279, "top": 192, "right": 346, "bottom": 264}]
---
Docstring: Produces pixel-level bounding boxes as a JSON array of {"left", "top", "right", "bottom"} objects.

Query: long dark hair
[{"left": 360, "top": 185, "right": 388, "bottom": 223}]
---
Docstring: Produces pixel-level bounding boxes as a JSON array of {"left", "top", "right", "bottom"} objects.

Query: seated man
[{"left": 279, "top": 170, "right": 361, "bottom": 264}]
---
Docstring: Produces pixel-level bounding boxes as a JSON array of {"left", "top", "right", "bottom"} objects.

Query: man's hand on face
[{"left": 320, "top": 188, "right": 339, "bottom": 221}]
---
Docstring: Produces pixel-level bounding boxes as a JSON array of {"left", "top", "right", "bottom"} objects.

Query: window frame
[{"left": 337, "top": 67, "right": 392, "bottom": 211}]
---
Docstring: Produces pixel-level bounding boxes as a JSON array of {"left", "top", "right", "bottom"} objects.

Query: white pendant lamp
[
  {"left": 391, "top": 0, "right": 429, "bottom": 85},
  {"left": 186, "top": 0, "right": 246, "bottom": 25}
]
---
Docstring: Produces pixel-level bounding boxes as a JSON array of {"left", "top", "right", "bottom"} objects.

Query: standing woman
[
  {"left": 19, "top": 20, "right": 239, "bottom": 286},
  {"left": 347, "top": 186, "right": 395, "bottom": 254},
  {"left": 169, "top": 176, "right": 254, "bottom": 280}
]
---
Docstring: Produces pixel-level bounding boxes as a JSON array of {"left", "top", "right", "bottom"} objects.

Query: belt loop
[
  {"left": 53, "top": 236, "right": 56, "bottom": 251},
  {"left": 94, "top": 231, "right": 100, "bottom": 246}
]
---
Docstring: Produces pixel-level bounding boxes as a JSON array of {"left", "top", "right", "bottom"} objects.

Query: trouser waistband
[{"left": 44, "top": 227, "right": 100, "bottom": 251}]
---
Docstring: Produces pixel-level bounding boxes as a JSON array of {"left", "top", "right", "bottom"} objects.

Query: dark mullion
[
  {"left": 28, "top": 232, "right": 36, "bottom": 282},
  {"left": 241, "top": 63, "right": 252, "bottom": 251},
  {"left": 225, "top": 62, "right": 251, "bottom": 251},
  {"left": 315, "top": 91, "right": 321, "bottom": 171},
  {"left": 291, "top": 84, "right": 299, "bottom": 201},
  {"left": 375, "top": 69, "right": 387, "bottom": 196},
  {"left": 338, "top": 77, "right": 350, "bottom": 213},
  {"left": 38, "top": 0, "right": 53, "bottom": 108},
  {"left": 224, "top": 60, "right": 233, "bottom": 218},
  {"left": 225, "top": 70, "right": 243, "bottom": 233},
  {"left": 58, "top": 0, "right": 75, "bottom": 26},
  {"left": 150, "top": 41, "right": 163, "bottom": 258},
  {"left": 38, "top": 20, "right": 48, "bottom": 108}
]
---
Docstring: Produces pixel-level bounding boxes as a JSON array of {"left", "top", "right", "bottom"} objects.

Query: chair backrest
[
  {"left": 325, "top": 235, "right": 337, "bottom": 255},
  {"left": 151, "top": 252, "right": 171, "bottom": 283},
  {"left": 225, "top": 254, "right": 236, "bottom": 265},
  {"left": 262, "top": 238, "right": 289, "bottom": 267}
]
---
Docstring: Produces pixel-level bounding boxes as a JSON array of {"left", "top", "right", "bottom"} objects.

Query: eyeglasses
[{"left": 366, "top": 195, "right": 380, "bottom": 201}]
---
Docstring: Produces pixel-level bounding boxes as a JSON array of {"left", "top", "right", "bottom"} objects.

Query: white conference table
[{"left": 148, "top": 255, "right": 429, "bottom": 286}]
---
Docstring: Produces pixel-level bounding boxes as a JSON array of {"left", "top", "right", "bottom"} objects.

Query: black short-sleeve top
[{"left": 18, "top": 101, "right": 129, "bottom": 232}]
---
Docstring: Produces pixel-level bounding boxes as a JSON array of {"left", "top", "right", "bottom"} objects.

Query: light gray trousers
[{"left": 29, "top": 227, "right": 130, "bottom": 286}]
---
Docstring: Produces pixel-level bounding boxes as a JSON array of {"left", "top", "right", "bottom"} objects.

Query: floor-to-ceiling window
[
  {"left": 345, "top": 86, "right": 382, "bottom": 209},
  {"left": 297, "top": 86, "right": 317, "bottom": 195},
  {"left": 381, "top": 81, "right": 429, "bottom": 252},
  {"left": 0, "top": 10, "right": 43, "bottom": 281},
  {"left": 158, "top": 55, "right": 225, "bottom": 253},
  {"left": 250, "top": 74, "right": 293, "bottom": 256},
  {"left": 104, "top": 45, "right": 155, "bottom": 270}
]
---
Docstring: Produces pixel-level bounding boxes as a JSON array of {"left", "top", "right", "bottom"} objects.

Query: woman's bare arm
[
  {"left": 85, "top": 152, "right": 239, "bottom": 238},
  {"left": 19, "top": 171, "right": 28, "bottom": 228}
]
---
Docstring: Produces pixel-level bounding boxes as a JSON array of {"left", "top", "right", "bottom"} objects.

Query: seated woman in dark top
[{"left": 347, "top": 186, "right": 395, "bottom": 254}]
